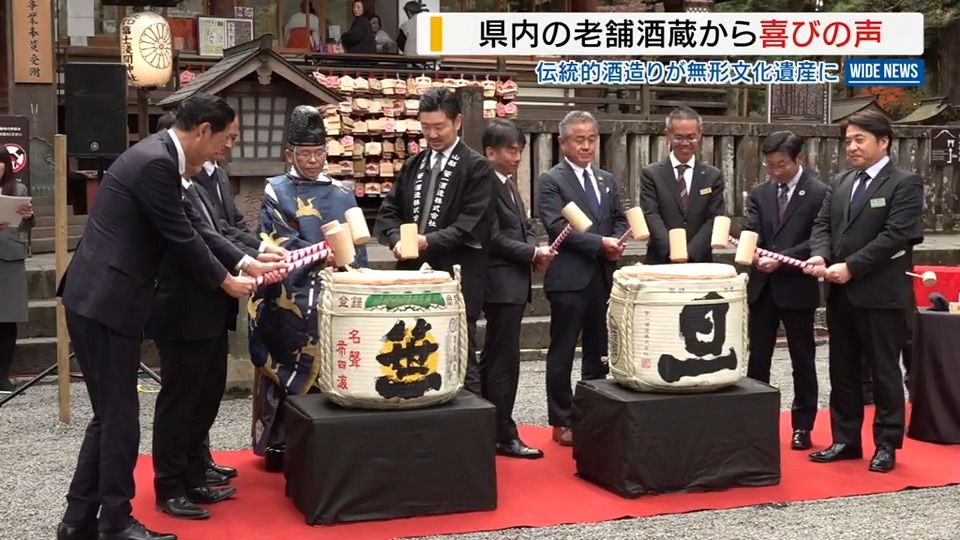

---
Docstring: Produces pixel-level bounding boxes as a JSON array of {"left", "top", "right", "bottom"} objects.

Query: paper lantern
[{"left": 119, "top": 12, "right": 173, "bottom": 87}]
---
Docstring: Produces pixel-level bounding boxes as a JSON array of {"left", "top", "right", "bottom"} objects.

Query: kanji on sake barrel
[
  {"left": 607, "top": 263, "right": 748, "bottom": 393},
  {"left": 317, "top": 266, "right": 467, "bottom": 409}
]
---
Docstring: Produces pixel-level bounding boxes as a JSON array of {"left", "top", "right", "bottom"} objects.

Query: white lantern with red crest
[{"left": 119, "top": 11, "right": 173, "bottom": 88}]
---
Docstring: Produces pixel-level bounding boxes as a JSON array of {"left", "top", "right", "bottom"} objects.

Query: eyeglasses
[
  {"left": 294, "top": 150, "right": 326, "bottom": 161},
  {"left": 670, "top": 135, "right": 699, "bottom": 143}
]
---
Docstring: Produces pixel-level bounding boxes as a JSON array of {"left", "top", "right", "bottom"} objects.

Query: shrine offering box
[
  {"left": 283, "top": 391, "right": 497, "bottom": 524},
  {"left": 572, "top": 378, "right": 780, "bottom": 498}
]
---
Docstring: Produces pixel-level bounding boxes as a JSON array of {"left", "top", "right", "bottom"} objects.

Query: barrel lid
[
  {"left": 331, "top": 268, "right": 452, "bottom": 285},
  {"left": 617, "top": 263, "right": 738, "bottom": 280}
]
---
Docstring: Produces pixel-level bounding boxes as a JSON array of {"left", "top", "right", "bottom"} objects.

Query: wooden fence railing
[{"left": 510, "top": 119, "right": 960, "bottom": 232}]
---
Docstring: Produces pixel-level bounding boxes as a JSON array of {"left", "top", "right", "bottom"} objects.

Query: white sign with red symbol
[{"left": 4, "top": 143, "right": 26, "bottom": 173}]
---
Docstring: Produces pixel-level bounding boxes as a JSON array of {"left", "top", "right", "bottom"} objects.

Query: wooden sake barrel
[
  {"left": 607, "top": 263, "right": 748, "bottom": 393},
  {"left": 317, "top": 266, "right": 467, "bottom": 409}
]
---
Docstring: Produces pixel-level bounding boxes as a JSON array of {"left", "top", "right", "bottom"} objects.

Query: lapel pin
[{"left": 799, "top": 190, "right": 805, "bottom": 196}]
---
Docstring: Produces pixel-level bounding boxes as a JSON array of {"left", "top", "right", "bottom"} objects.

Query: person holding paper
[
  {"left": 640, "top": 106, "right": 725, "bottom": 264},
  {"left": 536, "top": 110, "right": 627, "bottom": 447},
  {"left": 247, "top": 105, "right": 367, "bottom": 468},
  {"left": 0, "top": 146, "right": 34, "bottom": 393}
]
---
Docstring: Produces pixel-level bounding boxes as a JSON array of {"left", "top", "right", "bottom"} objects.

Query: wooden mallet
[
  {"left": 550, "top": 202, "right": 593, "bottom": 252},
  {"left": 618, "top": 207, "right": 650, "bottom": 245},
  {"left": 906, "top": 270, "right": 937, "bottom": 287},
  {"left": 711, "top": 216, "right": 809, "bottom": 267}
]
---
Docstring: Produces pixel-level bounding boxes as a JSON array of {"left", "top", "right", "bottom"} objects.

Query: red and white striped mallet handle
[
  {"left": 727, "top": 236, "right": 807, "bottom": 268},
  {"left": 256, "top": 246, "right": 330, "bottom": 286},
  {"left": 550, "top": 224, "right": 573, "bottom": 252},
  {"left": 285, "top": 242, "right": 326, "bottom": 262}
]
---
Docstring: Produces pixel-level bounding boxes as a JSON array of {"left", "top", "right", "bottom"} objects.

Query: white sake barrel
[
  {"left": 607, "top": 263, "right": 748, "bottom": 393},
  {"left": 317, "top": 266, "right": 467, "bottom": 409}
]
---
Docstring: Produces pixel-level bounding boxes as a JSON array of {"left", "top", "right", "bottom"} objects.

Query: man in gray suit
[
  {"left": 640, "top": 106, "right": 725, "bottom": 264},
  {"left": 537, "top": 110, "right": 627, "bottom": 447}
]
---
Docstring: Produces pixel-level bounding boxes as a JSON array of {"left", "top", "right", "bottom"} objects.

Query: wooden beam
[
  {"left": 456, "top": 86, "right": 485, "bottom": 153},
  {"left": 54, "top": 134, "right": 70, "bottom": 424}
]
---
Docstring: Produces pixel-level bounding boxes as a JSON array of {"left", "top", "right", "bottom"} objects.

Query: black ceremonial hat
[{"left": 287, "top": 105, "right": 326, "bottom": 146}]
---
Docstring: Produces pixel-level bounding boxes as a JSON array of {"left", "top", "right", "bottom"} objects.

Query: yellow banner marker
[{"left": 430, "top": 16, "right": 443, "bottom": 52}]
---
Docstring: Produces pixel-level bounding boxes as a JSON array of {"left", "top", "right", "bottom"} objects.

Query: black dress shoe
[
  {"left": 496, "top": 439, "right": 544, "bottom": 459},
  {"left": 156, "top": 497, "right": 210, "bottom": 520},
  {"left": 790, "top": 429, "right": 812, "bottom": 450},
  {"left": 809, "top": 443, "right": 863, "bottom": 463},
  {"left": 57, "top": 519, "right": 98, "bottom": 540},
  {"left": 97, "top": 520, "right": 176, "bottom": 540},
  {"left": 204, "top": 469, "right": 231, "bottom": 487},
  {"left": 187, "top": 486, "right": 237, "bottom": 504},
  {"left": 869, "top": 444, "right": 896, "bottom": 473},
  {"left": 208, "top": 462, "right": 238, "bottom": 479}
]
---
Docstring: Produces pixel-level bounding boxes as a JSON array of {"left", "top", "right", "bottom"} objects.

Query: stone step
[
  {"left": 10, "top": 337, "right": 160, "bottom": 379},
  {"left": 30, "top": 236, "right": 81, "bottom": 254},
  {"left": 34, "top": 215, "right": 88, "bottom": 228},
  {"left": 31, "top": 225, "right": 87, "bottom": 238},
  {"left": 27, "top": 267, "right": 58, "bottom": 300},
  {"left": 17, "top": 299, "right": 57, "bottom": 339}
]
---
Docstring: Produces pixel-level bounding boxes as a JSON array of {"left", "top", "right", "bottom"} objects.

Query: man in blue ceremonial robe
[{"left": 248, "top": 105, "right": 368, "bottom": 465}]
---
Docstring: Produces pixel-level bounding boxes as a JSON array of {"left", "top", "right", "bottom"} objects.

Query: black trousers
[
  {"left": 464, "top": 316, "right": 481, "bottom": 395},
  {"left": 480, "top": 302, "right": 526, "bottom": 443},
  {"left": 826, "top": 288, "right": 907, "bottom": 449},
  {"left": 0, "top": 322, "right": 16, "bottom": 387},
  {"left": 152, "top": 333, "right": 228, "bottom": 500},
  {"left": 63, "top": 309, "right": 140, "bottom": 532},
  {"left": 747, "top": 288, "right": 818, "bottom": 431},
  {"left": 545, "top": 269, "right": 610, "bottom": 428}
]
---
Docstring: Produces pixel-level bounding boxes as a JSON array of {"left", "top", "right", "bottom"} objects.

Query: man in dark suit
[
  {"left": 374, "top": 88, "right": 497, "bottom": 395},
  {"left": 537, "top": 110, "right": 627, "bottom": 447},
  {"left": 188, "top": 116, "right": 289, "bottom": 486},
  {"left": 804, "top": 110, "right": 924, "bottom": 473},
  {"left": 641, "top": 106, "right": 725, "bottom": 264},
  {"left": 480, "top": 119, "right": 554, "bottom": 459},
  {"left": 744, "top": 131, "right": 828, "bottom": 452},
  {"left": 55, "top": 95, "right": 282, "bottom": 540}
]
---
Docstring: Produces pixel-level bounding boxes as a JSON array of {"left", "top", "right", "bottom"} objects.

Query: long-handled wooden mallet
[
  {"left": 550, "top": 201, "right": 593, "bottom": 252},
  {"left": 711, "top": 216, "right": 809, "bottom": 267},
  {"left": 906, "top": 271, "right": 937, "bottom": 287},
  {"left": 618, "top": 207, "right": 650, "bottom": 245}
]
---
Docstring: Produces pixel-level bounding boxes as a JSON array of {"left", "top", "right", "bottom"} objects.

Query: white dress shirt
[
  {"left": 776, "top": 165, "right": 804, "bottom": 205},
  {"left": 563, "top": 157, "right": 602, "bottom": 204},
  {"left": 669, "top": 151, "right": 695, "bottom": 196},
  {"left": 850, "top": 155, "right": 891, "bottom": 201}
]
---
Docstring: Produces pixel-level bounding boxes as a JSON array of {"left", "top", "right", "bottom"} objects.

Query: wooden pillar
[
  {"left": 54, "top": 134, "right": 70, "bottom": 424},
  {"left": 456, "top": 86, "right": 485, "bottom": 154}
]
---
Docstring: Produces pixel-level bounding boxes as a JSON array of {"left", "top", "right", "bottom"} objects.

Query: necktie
[
  {"left": 676, "top": 164, "right": 690, "bottom": 208},
  {"left": 777, "top": 183, "right": 790, "bottom": 221},
  {"left": 419, "top": 152, "right": 444, "bottom": 232},
  {"left": 582, "top": 168, "right": 601, "bottom": 216},
  {"left": 506, "top": 175, "right": 519, "bottom": 206},
  {"left": 849, "top": 171, "right": 870, "bottom": 211}
]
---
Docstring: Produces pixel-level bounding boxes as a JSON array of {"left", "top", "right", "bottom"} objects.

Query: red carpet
[{"left": 132, "top": 408, "right": 960, "bottom": 540}]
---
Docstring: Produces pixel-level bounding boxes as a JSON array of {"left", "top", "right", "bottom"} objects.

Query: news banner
[{"left": 413, "top": 12, "right": 925, "bottom": 87}]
